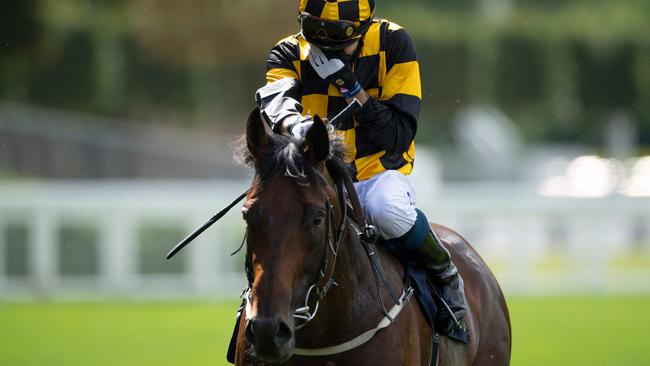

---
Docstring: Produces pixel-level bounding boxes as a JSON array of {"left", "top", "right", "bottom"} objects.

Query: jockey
[{"left": 255, "top": 0, "right": 467, "bottom": 332}]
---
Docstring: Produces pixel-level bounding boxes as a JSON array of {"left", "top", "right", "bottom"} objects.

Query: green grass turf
[
  {"left": 1, "top": 296, "right": 649, "bottom": 365},
  {"left": 508, "top": 296, "right": 650, "bottom": 366}
]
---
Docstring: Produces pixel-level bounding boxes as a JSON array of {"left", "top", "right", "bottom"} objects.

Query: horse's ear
[
  {"left": 305, "top": 115, "right": 330, "bottom": 163},
  {"left": 246, "top": 107, "right": 270, "bottom": 160}
]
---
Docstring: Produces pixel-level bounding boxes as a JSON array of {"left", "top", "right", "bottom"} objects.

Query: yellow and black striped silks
[
  {"left": 265, "top": 19, "right": 421, "bottom": 182},
  {"left": 299, "top": 0, "right": 375, "bottom": 22}
]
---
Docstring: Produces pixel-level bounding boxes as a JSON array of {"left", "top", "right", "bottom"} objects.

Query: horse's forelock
[{"left": 234, "top": 131, "right": 349, "bottom": 186}]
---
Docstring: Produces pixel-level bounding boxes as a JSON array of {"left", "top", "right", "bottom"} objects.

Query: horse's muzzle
[{"left": 245, "top": 316, "right": 295, "bottom": 363}]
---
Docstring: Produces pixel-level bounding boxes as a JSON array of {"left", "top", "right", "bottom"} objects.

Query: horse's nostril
[
  {"left": 274, "top": 320, "right": 293, "bottom": 347},
  {"left": 246, "top": 317, "right": 293, "bottom": 348},
  {"left": 245, "top": 320, "right": 257, "bottom": 344}
]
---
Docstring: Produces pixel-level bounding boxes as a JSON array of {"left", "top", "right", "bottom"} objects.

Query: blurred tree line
[{"left": 1, "top": 0, "right": 649, "bottom": 146}]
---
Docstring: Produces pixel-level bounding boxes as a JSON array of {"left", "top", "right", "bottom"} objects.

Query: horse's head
[{"left": 240, "top": 108, "right": 340, "bottom": 362}]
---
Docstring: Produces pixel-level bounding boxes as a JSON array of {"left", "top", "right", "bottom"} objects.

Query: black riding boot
[{"left": 416, "top": 229, "right": 467, "bottom": 333}]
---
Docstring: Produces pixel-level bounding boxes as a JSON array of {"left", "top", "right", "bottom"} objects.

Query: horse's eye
[{"left": 312, "top": 212, "right": 326, "bottom": 227}]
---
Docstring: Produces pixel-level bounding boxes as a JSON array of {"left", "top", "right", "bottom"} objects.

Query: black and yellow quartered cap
[{"left": 299, "top": 0, "right": 376, "bottom": 23}]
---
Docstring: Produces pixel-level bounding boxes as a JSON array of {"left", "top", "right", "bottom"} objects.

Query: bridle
[
  {"left": 286, "top": 196, "right": 345, "bottom": 330},
  {"left": 243, "top": 171, "right": 349, "bottom": 331}
]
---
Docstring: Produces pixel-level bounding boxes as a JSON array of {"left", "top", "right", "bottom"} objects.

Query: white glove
[
  {"left": 308, "top": 46, "right": 346, "bottom": 80},
  {"left": 308, "top": 45, "right": 361, "bottom": 98},
  {"left": 285, "top": 115, "right": 314, "bottom": 138}
]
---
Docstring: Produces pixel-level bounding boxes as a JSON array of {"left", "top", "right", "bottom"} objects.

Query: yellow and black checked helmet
[
  {"left": 298, "top": 0, "right": 375, "bottom": 50},
  {"left": 299, "top": 0, "right": 375, "bottom": 22}
]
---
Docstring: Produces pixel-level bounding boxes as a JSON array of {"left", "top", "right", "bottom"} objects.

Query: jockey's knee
[
  {"left": 356, "top": 170, "right": 417, "bottom": 240},
  {"left": 384, "top": 209, "right": 431, "bottom": 252},
  {"left": 365, "top": 199, "right": 417, "bottom": 240}
]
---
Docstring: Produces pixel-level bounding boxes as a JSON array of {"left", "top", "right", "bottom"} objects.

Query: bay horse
[{"left": 233, "top": 109, "right": 511, "bottom": 365}]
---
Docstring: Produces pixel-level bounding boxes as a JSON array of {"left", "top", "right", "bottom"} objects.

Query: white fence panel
[{"left": 1, "top": 180, "right": 649, "bottom": 299}]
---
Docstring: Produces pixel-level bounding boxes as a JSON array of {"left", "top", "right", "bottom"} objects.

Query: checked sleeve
[
  {"left": 266, "top": 37, "right": 301, "bottom": 83},
  {"left": 355, "top": 27, "right": 421, "bottom": 153},
  {"left": 256, "top": 37, "right": 304, "bottom": 132}
]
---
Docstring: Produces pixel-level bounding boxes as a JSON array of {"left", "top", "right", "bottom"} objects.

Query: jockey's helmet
[{"left": 298, "top": 0, "right": 375, "bottom": 51}]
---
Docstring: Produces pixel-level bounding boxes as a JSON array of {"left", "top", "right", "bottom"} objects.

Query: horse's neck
[
  {"left": 325, "top": 167, "right": 405, "bottom": 311},
  {"left": 298, "top": 167, "right": 405, "bottom": 340},
  {"left": 296, "top": 209, "right": 405, "bottom": 345},
  {"left": 335, "top": 224, "right": 405, "bottom": 309}
]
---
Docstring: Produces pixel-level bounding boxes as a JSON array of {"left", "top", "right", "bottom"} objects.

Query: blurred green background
[
  {"left": 2, "top": 0, "right": 650, "bottom": 143},
  {"left": 2, "top": 1, "right": 650, "bottom": 365}
]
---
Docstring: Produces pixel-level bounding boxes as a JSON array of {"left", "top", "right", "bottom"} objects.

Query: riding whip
[
  {"left": 166, "top": 191, "right": 248, "bottom": 259},
  {"left": 166, "top": 99, "right": 362, "bottom": 259}
]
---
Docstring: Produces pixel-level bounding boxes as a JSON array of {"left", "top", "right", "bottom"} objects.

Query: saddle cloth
[{"left": 405, "top": 262, "right": 470, "bottom": 344}]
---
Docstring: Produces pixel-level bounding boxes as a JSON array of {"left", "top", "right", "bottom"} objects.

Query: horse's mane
[{"left": 235, "top": 132, "right": 350, "bottom": 187}]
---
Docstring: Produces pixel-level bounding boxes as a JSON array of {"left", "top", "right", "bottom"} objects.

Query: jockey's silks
[{"left": 265, "top": 19, "right": 421, "bottom": 182}]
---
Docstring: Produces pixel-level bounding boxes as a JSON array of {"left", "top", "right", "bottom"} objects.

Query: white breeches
[{"left": 353, "top": 170, "right": 417, "bottom": 240}]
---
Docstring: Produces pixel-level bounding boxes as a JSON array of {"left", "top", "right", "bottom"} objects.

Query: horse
[{"left": 233, "top": 108, "right": 512, "bottom": 365}]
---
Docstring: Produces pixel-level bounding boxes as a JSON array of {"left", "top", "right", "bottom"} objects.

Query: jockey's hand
[
  {"left": 285, "top": 115, "right": 314, "bottom": 138},
  {"left": 308, "top": 46, "right": 362, "bottom": 99}
]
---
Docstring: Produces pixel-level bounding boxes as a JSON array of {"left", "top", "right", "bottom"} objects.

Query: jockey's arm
[
  {"left": 256, "top": 75, "right": 416, "bottom": 151},
  {"left": 255, "top": 77, "right": 304, "bottom": 134},
  {"left": 350, "top": 90, "right": 417, "bottom": 154}
]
